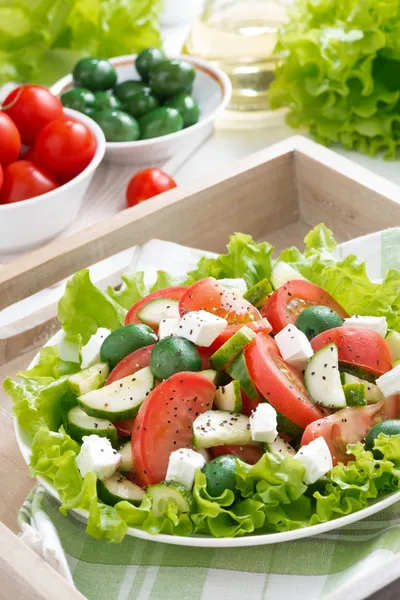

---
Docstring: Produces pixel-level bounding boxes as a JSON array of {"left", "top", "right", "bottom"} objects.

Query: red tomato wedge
[
  {"left": 241, "top": 391, "right": 262, "bottom": 417},
  {"left": 245, "top": 332, "right": 324, "bottom": 428},
  {"left": 207, "top": 318, "right": 272, "bottom": 354},
  {"left": 301, "top": 395, "right": 400, "bottom": 465},
  {"left": 179, "top": 277, "right": 261, "bottom": 324},
  {"left": 211, "top": 444, "right": 263, "bottom": 465},
  {"left": 125, "top": 286, "right": 187, "bottom": 327},
  {"left": 115, "top": 420, "right": 134, "bottom": 437},
  {"left": 198, "top": 347, "right": 213, "bottom": 370},
  {"left": 311, "top": 327, "right": 392, "bottom": 376},
  {"left": 106, "top": 344, "right": 155, "bottom": 385},
  {"left": 263, "top": 280, "right": 348, "bottom": 334},
  {"left": 132, "top": 372, "right": 216, "bottom": 486}
]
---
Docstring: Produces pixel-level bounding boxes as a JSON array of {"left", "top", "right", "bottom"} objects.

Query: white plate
[{"left": 14, "top": 330, "right": 400, "bottom": 547}]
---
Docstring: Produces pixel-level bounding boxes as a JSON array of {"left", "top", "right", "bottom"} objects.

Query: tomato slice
[
  {"left": 210, "top": 444, "right": 263, "bottom": 465},
  {"left": 263, "top": 280, "right": 348, "bottom": 334},
  {"left": 311, "top": 327, "right": 392, "bottom": 376},
  {"left": 106, "top": 344, "right": 155, "bottom": 385},
  {"left": 132, "top": 372, "right": 216, "bottom": 486},
  {"left": 125, "top": 286, "right": 187, "bottom": 326},
  {"left": 115, "top": 419, "right": 134, "bottom": 437},
  {"left": 241, "top": 391, "right": 262, "bottom": 416},
  {"left": 179, "top": 277, "right": 261, "bottom": 325},
  {"left": 301, "top": 395, "right": 400, "bottom": 465},
  {"left": 245, "top": 332, "right": 324, "bottom": 428},
  {"left": 207, "top": 318, "right": 272, "bottom": 354}
]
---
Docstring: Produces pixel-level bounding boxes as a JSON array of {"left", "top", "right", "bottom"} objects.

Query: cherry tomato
[
  {"left": 125, "top": 286, "right": 187, "bottom": 326},
  {"left": 244, "top": 332, "right": 324, "bottom": 428},
  {"left": 132, "top": 372, "right": 215, "bottom": 486},
  {"left": 2, "top": 85, "right": 63, "bottom": 145},
  {"left": 0, "top": 112, "right": 21, "bottom": 166},
  {"left": 0, "top": 164, "right": 3, "bottom": 198},
  {"left": 126, "top": 168, "right": 177, "bottom": 208},
  {"left": 311, "top": 327, "right": 392, "bottom": 376},
  {"left": 179, "top": 277, "right": 261, "bottom": 325},
  {"left": 1, "top": 160, "right": 58, "bottom": 204},
  {"left": 35, "top": 119, "right": 96, "bottom": 181},
  {"left": 263, "top": 280, "right": 348, "bottom": 334},
  {"left": 210, "top": 444, "right": 263, "bottom": 465},
  {"left": 207, "top": 318, "right": 272, "bottom": 354},
  {"left": 301, "top": 395, "right": 400, "bottom": 465},
  {"left": 106, "top": 344, "right": 155, "bottom": 385}
]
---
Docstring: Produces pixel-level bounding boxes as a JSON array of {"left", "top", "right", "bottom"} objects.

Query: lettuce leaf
[{"left": 18, "top": 346, "right": 79, "bottom": 384}]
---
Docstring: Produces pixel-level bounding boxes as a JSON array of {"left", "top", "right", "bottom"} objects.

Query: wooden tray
[{"left": 2, "top": 135, "right": 400, "bottom": 599}]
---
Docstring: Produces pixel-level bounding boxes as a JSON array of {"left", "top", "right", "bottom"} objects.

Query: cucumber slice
[
  {"left": 304, "top": 343, "right": 346, "bottom": 409},
  {"left": 211, "top": 326, "right": 256, "bottom": 370},
  {"left": 199, "top": 369, "right": 218, "bottom": 384},
  {"left": 267, "top": 434, "right": 295, "bottom": 457},
  {"left": 243, "top": 278, "right": 273, "bottom": 308},
  {"left": 193, "top": 410, "right": 251, "bottom": 449},
  {"left": 218, "top": 278, "right": 247, "bottom": 295},
  {"left": 68, "top": 362, "right": 109, "bottom": 396},
  {"left": 63, "top": 405, "right": 118, "bottom": 445},
  {"left": 137, "top": 298, "right": 180, "bottom": 329},
  {"left": 343, "top": 383, "right": 367, "bottom": 407},
  {"left": 339, "top": 363, "right": 376, "bottom": 383},
  {"left": 340, "top": 372, "right": 383, "bottom": 404},
  {"left": 225, "top": 351, "right": 258, "bottom": 400},
  {"left": 147, "top": 481, "right": 194, "bottom": 517},
  {"left": 78, "top": 366, "right": 154, "bottom": 421},
  {"left": 271, "top": 261, "right": 307, "bottom": 289},
  {"left": 119, "top": 441, "right": 135, "bottom": 473},
  {"left": 275, "top": 410, "right": 303, "bottom": 439},
  {"left": 97, "top": 473, "right": 144, "bottom": 506},
  {"left": 214, "top": 380, "right": 243, "bottom": 412},
  {"left": 386, "top": 330, "right": 400, "bottom": 361}
]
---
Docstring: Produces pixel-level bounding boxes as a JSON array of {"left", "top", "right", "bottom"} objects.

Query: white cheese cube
[
  {"left": 58, "top": 331, "right": 81, "bottom": 364},
  {"left": 249, "top": 403, "right": 278, "bottom": 443},
  {"left": 295, "top": 437, "right": 333, "bottom": 484},
  {"left": 166, "top": 448, "right": 206, "bottom": 490},
  {"left": 275, "top": 324, "right": 314, "bottom": 371},
  {"left": 76, "top": 435, "right": 121, "bottom": 481},
  {"left": 218, "top": 278, "right": 248, "bottom": 295},
  {"left": 80, "top": 328, "right": 111, "bottom": 369},
  {"left": 376, "top": 363, "right": 400, "bottom": 397},
  {"left": 343, "top": 315, "right": 388, "bottom": 338},
  {"left": 177, "top": 310, "right": 227, "bottom": 347},
  {"left": 158, "top": 317, "right": 180, "bottom": 339}
]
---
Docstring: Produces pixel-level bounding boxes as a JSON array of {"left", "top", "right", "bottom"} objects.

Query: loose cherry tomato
[
  {"left": 35, "top": 119, "right": 96, "bottom": 181},
  {"left": 0, "top": 112, "right": 21, "bottom": 166},
  {"left": 311, "top": 327, "right": 392, "bottom": 376},
  {"left": 1, "top": 160, "right": 58, "bottom": 204},
  {"left": 0, "top": 164, "right": 3, "bottom": 198},
  {"left": 125, "top": 286, "right": 187, "bottom": 326},
  {"left": 2, "top": 85, "right": 63, "bottom": 145},
  {"left": 132, "top": 372, "right": 215, "bottom": 486},
  {"left": 179, "top": 277, "right": 261, "bottom": 325},
  {"left": 126, "top": 168, "right": 177, "bottom": 208},
  {"left": 263, "top": 280, "right": 348, "bottom": 334},
  {"left": 106, "top": 344, "right": 155, "bottom": 385},
  {"left": 244, "top": 332, "right": 324, "bottom": 428},
  {"left": 210, "top": 444, "right": 263, "bottom": 465},
  {"left": 207, "top": 318, "right": 272, "bottom": 354}
]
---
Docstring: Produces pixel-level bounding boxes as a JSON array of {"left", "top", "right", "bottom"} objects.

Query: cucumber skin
[
  {"left": 63, "top": 415, "right": 119, "bottom": 446},
  {"left": 147, "top": 481, "right": 194, "bottom": 517},
  {"left": 214, "top": 380, "right": 243, "bottom": 412},
  {"left": 339, "top": 364, "right": 377, "bottom": 384},
  {"left": 243, "top": 278, "right": 273, "bottom": 308},
  {"left": 343, "top": 383, "right": 367, "bottom": 407},
  {"left": 211, "top": 327, "right": 255, "bottom": 370},
  {"left": 77, "top": 397, "right": 146, "bottom": 422},
  {"left": 226, "top": 352, "right": 258, "bottom": 400},
  {"left": 97, "top": 477, "right": 144, "bottom": 507}
]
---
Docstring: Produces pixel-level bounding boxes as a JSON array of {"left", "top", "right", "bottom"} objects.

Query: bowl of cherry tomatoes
[{"left": 0, "top": 85, "right": 105, "bottom": 254}]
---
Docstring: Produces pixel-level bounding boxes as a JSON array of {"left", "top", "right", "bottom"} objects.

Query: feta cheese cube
[
  {"left": 295, "top": 438, "right": 333, "bottom": 484},
  {"left": 81, "top": 328, "right": 111, "bottom": 369},
  {"left": 177, "top": 310, "right": 227, "bottom": 347},
  {"left": 249, "top": 403, "right": 278, "bottom": 443},
  {"left": 166, "top": 448, "right": 206, "bottom": 490},
  {"left": 275, "top": 324, "right": 314, "bottom": 371},
  {"left": 343, "top": 315, "right": 388, "bottom": 338},
  {"left": 376, "top": 363, "right": 400, "bottom": 397},
  {"left": 158, "top": 317, "right": 180, "bottom": 339},
  {"left": 218, "top": 278, "right": 247, "bottom": 295},
  {"left": 58, "top": 331, "right": 81, "bottom": 364},
  {"left": 76, "top": 435, "right": 121, "bottom": 481}
]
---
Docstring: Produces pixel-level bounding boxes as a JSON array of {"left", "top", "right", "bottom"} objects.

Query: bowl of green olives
[{"left": 51, "top": 49, "right": 231, "bottom": 165}]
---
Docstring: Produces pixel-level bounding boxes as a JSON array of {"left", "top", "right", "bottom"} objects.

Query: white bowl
[
  {"left": 51, "top": 54, "right": 232, "bottom": 166},
  {"left": 0, "top": 108, "right": 105, "bottom": 254}
]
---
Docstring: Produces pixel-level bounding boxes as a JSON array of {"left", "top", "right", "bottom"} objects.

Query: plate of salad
[{"left": 6, "top": 225, "right": 400, "bottom": 546}]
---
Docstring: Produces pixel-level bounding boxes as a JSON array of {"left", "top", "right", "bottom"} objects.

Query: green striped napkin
[{"left": 17, "top": 229, "right": 400, "bottom": 599}]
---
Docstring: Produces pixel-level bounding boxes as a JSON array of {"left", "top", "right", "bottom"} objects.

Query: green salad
[{"left": 5, "top": 224, "right": 400, "bottom": 543}]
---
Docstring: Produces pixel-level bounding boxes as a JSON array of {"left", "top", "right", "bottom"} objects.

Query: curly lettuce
[{"left": 270, "top": 0, "right": 400, "bottom": 159}]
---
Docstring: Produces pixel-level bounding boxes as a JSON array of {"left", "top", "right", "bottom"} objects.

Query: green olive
[
  {"left": 202, "top": 455, "right": 238, "bottom": 498},
  {"left": 93, "top": 91, "right": 122, "bottom": 111},
  {"left": 94, "top": 110, "right": 140, "bottom": 142},
  {"left": 114, "top": 80, "right": 151, "bottom": 104},
  {"left": 295, "top": 305, "right": 343, "bottom": 341},
  {"left": 139, "top": 107, "right": 183, "bottom": 139},
  {"left": 73, "top": 57, "right": 117, "bottom": 92},
  {"left": 60, "top": 87, "right": 95, "bottom": 112},
  {"left": 150, "top": 337, "right": 201, "bottom": 380},
  {"left": 149, "top": 59, "right": 196, "bottom": 98},
  {"left": 164, "top": 93, "right": 200, "bottom": 128},
  {"left": 124, "top": 91, "right": 160, "bottom": 119},
  {"left": 135, "top": 48, "right": 166, "bottom": 81}
]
